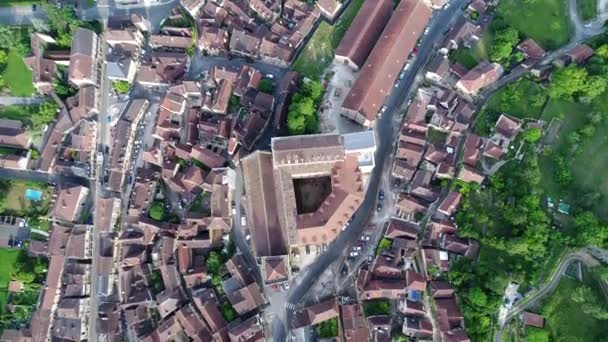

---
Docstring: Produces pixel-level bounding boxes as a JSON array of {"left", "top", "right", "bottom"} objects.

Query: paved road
[
  {"left": 187, "top": 53, "right": 288, "bottom": 80},
  {"left": 270, "top": 1, "right": 470, "bottom": 340},
  {"left": 0, "top": 96, "right": 47, "bottom": 106}
]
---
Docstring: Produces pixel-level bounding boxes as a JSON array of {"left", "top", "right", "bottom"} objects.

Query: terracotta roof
[
  {"left": 229, "top": 30, "right": 261, "bottom": 56},
  {"left": 334, "top": 0, "right": 393, "bottom": 69},
  {"left": 385, "top": 218, "right": 419, "bottom": 240},
  {"left": 437, "top": 191, "right": 461, "bottom": 216},
  {"left": 227, "top": 316, "right": 264, "bottom": 342},
  {"left": 149, "top": 35, "right": 193, "bottom": 49},
  {"left": 263, "top": 256, "right": 289, "bottom": 284},
  {"left": 341, "top": 303, "right": 369, "bottom": 342},
  {"left": 567, "top": 44, "right": 594, "bottom": 64},
  {"left": 240, "top": 151, "right": 286, "bottom": 257},
  {"left": 175, "top": 304, "right": 213, "bottom": 342},
  {"left": 292, "top": 297, "right": 339, "bottom": 329},
  {"left": 462, "top": 133, "right": 481, "bottom": 167},
  {"left": 226, "top": 283, "right": 266, "bottom": 315},
  {"left": 49, "top": 185, "right": 89, "bottom": 223},
  {"left": 495, "top": 114, "right": 521, "bottom": 139},
  {"left": 522, "top": 311, "right": 545, "bottom": 328},
  {"left": 455, "top": 61, "right": 503, "bottom": 95},
  {"left": 518, "top": 38, "right": 546, "bottom": 60},
  {"left": 457, "top": 165, "right": 485, "bottom": 184},
  {"left": 342, "top": 0, "right": 432, "bottom": 121}
]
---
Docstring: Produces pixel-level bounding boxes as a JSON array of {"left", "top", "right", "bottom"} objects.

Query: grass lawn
[
  {"left": 0, "top": 248, "right": 21, "bottom": 314},
  {"left": 3, "top": 49, "right": 35, "bottom": 97},
  {"left": 474, "top": 78, "right": 548, "bottom": 135},
  {"left": 291, "top": 0, "right": 365, "bottom": 79},
  {"left": 577, "top": 0, "right": 597, "bottom": 21},
  {"left": 496, "top": 0, "right": 572, "bottom": 50},
  {"left": 540, "top": 277, "right": 607, "bottom": 341}
]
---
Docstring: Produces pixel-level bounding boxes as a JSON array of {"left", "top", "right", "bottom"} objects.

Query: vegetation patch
[
  {"left": 315, "top": 317, "right": 339, "bottom": 338},
  {"left": 0, "top": 180, "right": 51, "bottom": 229},
  {"left": 362, "top": 299, "right": 391, "bottom": 316},
  {"left": 2, "top": 49, "right": 34, "bottom": 97},
  {"left": 291, "top": 0, "right": 365, "bottom": 79},
  {"left": 287, "top": 80, "right": 324, "bottom": 135},
  {"left": 112, "top": 80, "right": 131, "bottom": 95},
  {"left": 541, "top": 276, "right": 608, "bottom": 341},
  {"left": 494, "top": 0, "right": 572, "bottom": 49},
  {"left": 0, "top": 102, "right": 59, "bottom": 133},
  {"left": 474, "top": 78, "right": 547, "bottom": 135},
  {"left": 577, "top": 0, "right": 597, "bottom": 21}
]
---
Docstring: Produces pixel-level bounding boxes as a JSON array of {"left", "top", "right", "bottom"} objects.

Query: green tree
[
  {"left": 467, "top": 287, "right": 488, "bottom": 308},
  {"left": 596, "top": 44, "right": 608, "bottom": 60},
  {"left": 548, "top": 66, "right": 588, "bottom": 99},
  {"left": 525, "top": 327, "right": 550, "bottom": 342},
  {"left": 316, "top": 318, "right": 339, "bottom": 338},
  {"left": 148, "top": 201, "right": 166, "bottom": 221},
  {"left": 0, "top": 50, "right": 8, "bottom": 67},
  {"left": 489, "top": 27, "right": 519, "bottom": 62},
  {"left": 524, "top": 127, "right": 542, "bottom": 142},
  {"left": 205, "top": 251, "right": 222, "bottom": 275},
  {"left": 258, "top": 79, "right": 274, "bottom": 94},
  {"left": 112, "top": 80, "right": 131, "bottom": 95},
  {"left": 582, "top": 75, "right": 606, "bottom": 101},
  {"left": 31, "top": 102, "right": 59, "bottom": 130}
]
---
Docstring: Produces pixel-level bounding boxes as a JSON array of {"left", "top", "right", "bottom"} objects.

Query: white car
[
  {"left": 353, "top": 246, "right": 362, "bottom": 251},
  {"left": 403, "top": 63, "right": 411, "bottom": 71},
  {"left": 349, "top": 252, "right": 359, "bottom": 258},
  {"left": 241, "top": 216, "right": 247, "bottom": 227},
  {"left": 394, "top": 81, "right": 400, "bottom": 88},
  {"left": 265, "top": 73, "right": 274, "bottom": 79},
  {"left": 424, "top": 27, "right": 430, "bottom": 35}
]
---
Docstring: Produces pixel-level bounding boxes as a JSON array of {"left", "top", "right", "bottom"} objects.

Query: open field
[
  {"left": 3, "top": 49, "right": 34, "bottom": 97},
  {"left": 496, "top": 0, "right": 572, "bottom": 49},
  {"left": 577, "top": 0, "right": 597, "bottom": 21},
  {"left": 474, "top": 78, "right": 548, "bottom": 134},
  {"left": 291, "top": 0, "right": 365, "bottom": 79}
]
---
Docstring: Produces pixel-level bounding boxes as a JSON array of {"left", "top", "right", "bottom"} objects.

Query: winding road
[{"left": 495, "top": 249, "right": 605, "bottom": 342}]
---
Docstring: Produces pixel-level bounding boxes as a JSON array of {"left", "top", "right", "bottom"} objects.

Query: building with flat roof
[{"left": 342, "top": 0, "right": 432, "bottom": 127}]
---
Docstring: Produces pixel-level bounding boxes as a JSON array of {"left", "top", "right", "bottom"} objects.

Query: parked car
[
  {"left": 241, "top": 216, "right": 246, "bottom": 227},
  {"left": 265, "top": 73, "right": 274, "bottom": 79},
  {"left": 379, "top": 190, "right": 385, "bottom": 200},
  {"left": 377, "top": 202, "right": 383, "bottom": 212}
]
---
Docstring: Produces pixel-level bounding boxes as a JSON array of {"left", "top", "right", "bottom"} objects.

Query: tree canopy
[
  {"left": 287, "top": 80, "right": 323, "bottom": 135},
  {"left": 548, "top": 65, "right": 606, "bottom": 101},
  {"left": 490, "top": 27, "right": 519, "bottom": 62}
]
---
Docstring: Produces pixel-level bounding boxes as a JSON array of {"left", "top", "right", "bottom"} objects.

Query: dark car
[
  {"left": 32, "top": 4, "right": 37, "bottom": 11},
  {"left": 377, "top": 202, "right": 383, "bottom": 212},
  {"left": 379, "top": 190, "right": 385, "bottom": 200}
]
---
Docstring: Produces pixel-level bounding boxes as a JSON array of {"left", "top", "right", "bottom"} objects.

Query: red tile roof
[{"left": 342, "top": 0, "right": 431, "bottom": 122}]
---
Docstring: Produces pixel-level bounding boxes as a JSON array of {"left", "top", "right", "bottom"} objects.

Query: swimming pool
[{"left": 24, "top": 189, "right": 43, "bottom": 201}]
